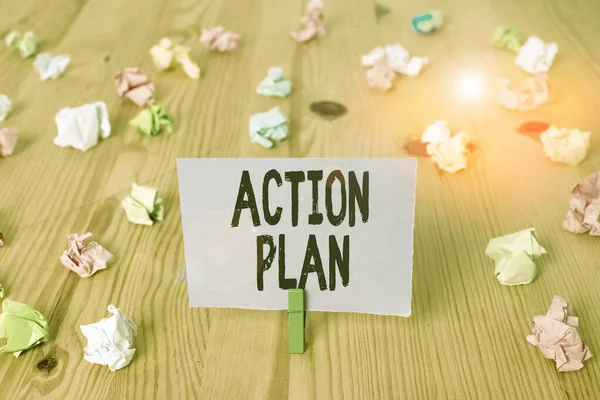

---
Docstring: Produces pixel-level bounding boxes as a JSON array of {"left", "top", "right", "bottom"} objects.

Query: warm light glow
[{"left": 456, "top": 72, "right": 485, "bottom": 100}]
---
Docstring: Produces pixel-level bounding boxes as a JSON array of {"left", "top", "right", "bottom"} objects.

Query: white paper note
[{"left": 177, "top": 158, "right": 416, "bottom": 316}]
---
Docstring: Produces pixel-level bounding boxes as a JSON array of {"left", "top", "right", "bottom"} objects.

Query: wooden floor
[{"left": 1, "top": 0, "right": 600, "bottom": 398}]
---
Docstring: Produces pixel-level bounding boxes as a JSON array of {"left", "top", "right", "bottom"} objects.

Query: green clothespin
[{"left": 288, "top": 289, "right": 305, "bottom": 354}]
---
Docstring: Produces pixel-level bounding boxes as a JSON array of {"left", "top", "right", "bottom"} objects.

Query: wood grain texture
[{"left": 1, "top": 0, "right": 600, "bottom": 398}]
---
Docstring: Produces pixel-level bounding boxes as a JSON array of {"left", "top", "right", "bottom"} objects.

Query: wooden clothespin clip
[{"left": 288, "top": 289, "right": 305, "bottom": 354}]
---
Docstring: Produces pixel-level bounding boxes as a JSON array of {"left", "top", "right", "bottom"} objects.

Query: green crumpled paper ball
[
  {"left": 0, "top": 299, "right": 49, "bottom": 357},
  {"left": 5, "top": 30, "right": 40, "bottom": 58},
  {"left": 129, "top": 104, "right": 174, "bottom": 136},
  {"left": 492, "top": 26, "right": 521, "bottom": 53}
]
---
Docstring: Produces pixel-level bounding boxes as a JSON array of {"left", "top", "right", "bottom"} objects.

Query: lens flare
[{"left": 456, "top": 72, "right": 485, "bottom": 100}]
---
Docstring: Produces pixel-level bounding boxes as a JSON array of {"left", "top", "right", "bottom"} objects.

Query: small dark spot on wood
[
  {"left": 103, "top": 55, "right": 111, "bottom": 62},
  {"left": 374, "top": 4, "right": 391, "bottom": 22},
  {"left": 309, "top": 101, "right": 347, "bottom": 121},
  {"left": 37, "top": 357, "right": 57, "bottom": 372}
]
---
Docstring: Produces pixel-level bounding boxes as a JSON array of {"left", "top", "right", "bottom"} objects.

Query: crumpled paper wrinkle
[
  {"left": 526, "top": 296, "right": 593, "bottom": 372},
  {"left": 421, "top": 120, "right": 451, "bottom": 143},
  {"left": 256, "top": 67, "right": 293, "bottom": 97},
  {"left": 60, "top": 233, "right": 113, "bottom": 278},
  {"left": 499, "top": 74, "right": 549, "bottom": 111},
  {"left": 129, "top": 104, "right": 173, "bottom": 136},
  {"left": 362, "top": 44, "right": 428, "bottom": 76},
  {"left": 563, "top": 171, "right": 600, "bottom": 236},
  {"left": 0, "top": 127, "right": 18, "bottom": 157},
  {"left": 54, "top": 102, "right": 111, "bottom": 152},
  {"left": 411, "top": 10, "right": 444, "bottom": 34},
  {"left": 361, "top": 47, "right": 386, "bottom": 66},
  {"left": 493, "top": 26, "right": 521, "bottom": 52},
  {"left": 0, "top": 299, "right": 49, "bottom": 357},
  {"left": 485, "top": 228, "right": 546, "bottom": 285},
  {"left": 291, "top": 0, "right": 326, "bottom": 42},
  {"left": 249, "top": 107, "right": 288, "bottom": 148},
  {"left": 122, "top": 183, "right": 164, "bottom": 226},
  {"left": 33, "top": 53, "right": 70, "bottom": 81},
  {"left": 150, "top": 38, "right": 200, "bottom": 79},
  {"left": 540, "top": 126, "right": 590, "bottom": 166},
  {"left": 5, "top": 30, "right": 39, "bottom": 58},
  {"left": 200, "top": 26, "right": 240, "bottom": 52},
  {"left": 425, "top": 133, "right": 470, "bottom": 174},
  {"left": 384, "top": 44, "right": 426, "bottom": 75},
  {"left": 80, "top": 305, "right": 137, "bottom": 371},
  {"left": 0, "top": 94, "right": 12, "bottom": 121},
  {"left": 421, "top": 121, "right": 470, "bottom": 173},
  {"left": 515, "top": 36, "right": 558, "bottom": 74},
  {"left": 114, "top": 68, "right": 154, "bottom": 107},
  {"left": 366, "top": 59, "right": 396, "bottom": 92}
]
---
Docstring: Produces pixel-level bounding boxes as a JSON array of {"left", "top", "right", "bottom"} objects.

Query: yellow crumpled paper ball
[{"left": 540, "top": 126, "right": 590, "bottom": 166}]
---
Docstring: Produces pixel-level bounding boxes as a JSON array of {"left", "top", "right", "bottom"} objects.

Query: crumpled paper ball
[
  {"left": 122, "top": 182, "right": 164, "bottom": 226},
  {"left": 33, "top": 53, "right": 70, "bottom": 80},
  {"left": 0, "top": 127, "right": 18, "bottom": 157},
  {"left": 563, "top": 171, "right": 600, "bottom": 236},
  {"left": 149, "top": 38, "right": 200, "bottom": 79},
  {"left": 526, "top": 296, "right": 593, "bottom": 372},
  {"left": 0, "top": 299, "right": 49, "bottom": 357},
  {"left": 4, "top": 30, "right": 39, "bottom": 58},
  {"left": 421, "top": 121, "right": 471, "bottom": 174},
  {"left": 200, "top": 26, "right": 240, "bottom": 52},
  {"left": 540, "top": 125, "right": 590, "bottom": 166},
  {"left": 114, "top": 68, "right": 155, "bottom": 107},
  {"left": 59, "top": 232, "right": 114, "bottom": 278},
  {"left": 290, "top": 0, "right": 326, "bottom": 43},
  {"left": 515, "top": 36, "right": 558, "bottom": 74},
  {"left": 80, "top": 305, "right": 137, "bottom": 371},
  {"left": 485, "top": 228, "right": 547, "bottom": 286},
  {"left": 498, "top": 74, "right": 549, "bottom": 111},
  {"left": 365, "top": 59, "right": 396, "bottom": 92},
  {"left": 492, "top": 26, "right": 521, "bottom": 52},
  {"left": 53, "top": 102, "right": 111, "bottom": 152},
  {"left": 249, "top": 107, "right": 288, "bottom": 149},
  {"left": 0, "top": 94, "right": 12, "bottom": 121},
  {"left": 256, "top": 67, "right": 293, "bottom": 98},
  {"left": 129, "top": 103, "right": 173, "bottom": 136}
]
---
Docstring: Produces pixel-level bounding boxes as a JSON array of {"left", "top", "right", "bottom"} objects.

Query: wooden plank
[
  {"left": 0, "top": 0, "right": 599, "bottom": 398},
  {"left": 0, "top": 168, "right": 209, "bottom": 398}
]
